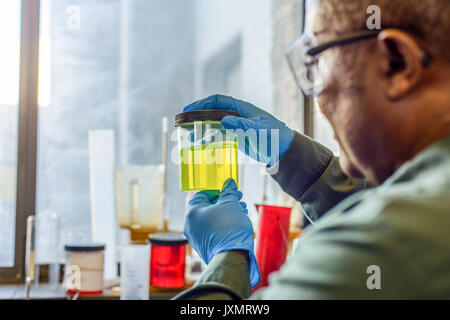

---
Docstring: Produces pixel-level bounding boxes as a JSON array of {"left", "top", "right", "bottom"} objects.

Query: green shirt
[{"left": 174, "top": 133, "right": 450, "bottom": 300}]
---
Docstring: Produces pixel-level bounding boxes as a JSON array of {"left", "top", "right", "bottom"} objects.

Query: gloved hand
[
  {"left": 184, "top": 178, "right": 260, "bottom": 287},
  {"left": 183, "top": 94, "right": 294, "bottom": 167}
]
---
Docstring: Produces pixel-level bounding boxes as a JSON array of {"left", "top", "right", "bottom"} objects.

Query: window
[
  {"left": 314, "top": 102, "right": 340, "bottom": 155},
  {"left": 0, "top": 0, "right": 21, "bottom": 268},
  {"left": 0, "top": 0, "right": 40, "bottom": 282},
  {"left": 35, "top": 0, "right": 286, "bottom": 265},
  {"left": 202, "top": 36, "right": 242, "bottom": 98},
  {"left": 35, "top": 0, "right": 196, "bottom": 259},
  {"left": 1, "top": 0, "right": 311, "bottom": 281}
]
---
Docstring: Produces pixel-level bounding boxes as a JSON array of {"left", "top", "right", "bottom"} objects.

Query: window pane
[
  {"left": 314, "top": 102, "right": 340, "bottom": 155},
  {"left": 36, "top": 0, "right": 298, "bottom": 264},
  {"left": 36, "top": 0, "right": 199, "bottom": 255},
  {"left": 0, "top": 0, "right": 21, "bottom": 267}
]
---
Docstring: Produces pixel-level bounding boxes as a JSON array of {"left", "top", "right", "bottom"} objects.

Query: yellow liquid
[{"left": 180, "top": 141, "right": 238, "bottom": 191}]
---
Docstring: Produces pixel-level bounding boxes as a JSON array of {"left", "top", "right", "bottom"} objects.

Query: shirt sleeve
[
  {"left": 172, "top": 251, "right": 251, "bottom": 300},
  {"left": 175, "top": 206, "right": 421, "bottom": 300},
  {"left": 249, "top": 210, "right": 422, "bottom": 300},
  {"left": 174, "top": 193, "right": 437, "bottom": 300},
  {"left": 173, "top": 133, "right": 376, "bottom": 301},
  {"left": 269, "top": 131, "right": 375, "bottom": 222}
]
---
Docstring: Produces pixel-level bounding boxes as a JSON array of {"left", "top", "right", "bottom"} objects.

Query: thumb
[
  {"left": 217, "top": 178, "right": 243, "bottom": 204},
  {"left": 188, "top": 191, "right": 219, "bottom": 208}
]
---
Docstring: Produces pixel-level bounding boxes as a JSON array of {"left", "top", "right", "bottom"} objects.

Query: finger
[
  {"left": 218, "top": 178, "right": 243, "bottom": 204},
  {"left": 239, "top": 201, "right": 248, "bottom": 213},
  {"left": 188, "top": 191, "right": 218, "bottom": 207},
  {"left": 221, "top": 178, "right": 239, "bottom": 193},
  {"left": 202, "top": 190, "right": 220, "bottom": 202},
  {"left": 183, "top": 94, "right": 239, "bottom": 113},
  {"left": 221, "top": 116, "right": 261, "bottom": 132},
  {"left": 189, "top": 131, "right": 195, "bottom": 142},
  {"left": 183, "top": 99, "right": 200, "bottom": 111}
]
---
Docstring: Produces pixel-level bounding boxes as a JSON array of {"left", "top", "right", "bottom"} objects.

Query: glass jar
[
  {"left": 175, "top": 110, "right": 240, "bottom": 191},
  {"left": 148, "top": 232, "right": 187, "bottom": 289},
  {"left": 254, "top": 205, "right": 291, "bottom": 290},
  {"left": 64, "top": 243, "right": 105, "bottom": 296}
]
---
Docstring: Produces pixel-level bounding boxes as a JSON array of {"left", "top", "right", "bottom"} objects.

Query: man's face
[{"left": 304, "top": 0, "right": 387, "bottom": 182}]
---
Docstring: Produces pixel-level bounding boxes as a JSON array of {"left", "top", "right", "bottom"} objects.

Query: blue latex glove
[
  {"left": 184, "top": 178, "right": 260, "bottom": 287},
  {"left": 184, "top": 94, "right": 294, "bottom": 167}
]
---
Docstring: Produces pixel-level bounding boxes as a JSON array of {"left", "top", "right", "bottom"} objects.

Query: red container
[
  {"left": 148, "top": 232, "right": 187, "bottom": 288},
  {"left": 254, "top": 205, "right": 291, "bottom": 290}
]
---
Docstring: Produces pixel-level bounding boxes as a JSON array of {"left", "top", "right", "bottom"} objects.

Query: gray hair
[{"left": 316, "top": 0, "right": 450, "bottom": 61}]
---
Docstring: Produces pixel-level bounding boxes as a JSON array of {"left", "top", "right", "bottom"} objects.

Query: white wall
[{"left": 194, "top": 0, "right": 274, "bottom": 112}]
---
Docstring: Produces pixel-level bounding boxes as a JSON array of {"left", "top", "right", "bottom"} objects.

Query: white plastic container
[
  {"left": 120, "top": 244, "right": 150, "bottom": 300},
  {"left": 64, "top": 244, "right": 105, "bottom": 296}
]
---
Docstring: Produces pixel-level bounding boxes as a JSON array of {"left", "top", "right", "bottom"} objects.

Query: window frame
[
  {"left": 0, "top": 0, "right": 40, "bottom": 283},
  {"left": 300, "top": 0, "right": 314, "bottom": 137}
]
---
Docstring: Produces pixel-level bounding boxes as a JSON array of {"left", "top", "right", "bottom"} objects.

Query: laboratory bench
[{"left": 0, "top": 280, "right": 187, "bottom": 300}]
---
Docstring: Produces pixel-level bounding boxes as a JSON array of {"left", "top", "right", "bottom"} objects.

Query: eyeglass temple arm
[
  {"left": 306, "top": 30, "right": 382, "bottom": 56},
  {"left": 306, "top": 29, "right": 433, "bottom": 67}
]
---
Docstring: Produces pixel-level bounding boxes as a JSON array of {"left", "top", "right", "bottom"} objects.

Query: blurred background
[{"left": 0, "top": 0, "right": 338, "bottom": 274}]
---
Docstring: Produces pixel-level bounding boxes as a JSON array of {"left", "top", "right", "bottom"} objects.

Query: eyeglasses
[{"left": 285, "top": 29, "right": 434, "bottom": 97}]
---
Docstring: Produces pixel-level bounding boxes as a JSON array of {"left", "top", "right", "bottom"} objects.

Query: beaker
[
  {"left": 115, "top": 165, "right": 164, "bottom": 233},
  {"left": 175, "top": 110, "right": 240, "bottom": 191},
  {"left": 254, "top": 205, "right": 291, "bottom": 290},
  {"left": 148, "top": 232, "right": 187, "bottom": 289},
  {"left": 120, "top": 244, "right": 150, "bottom": 300}
]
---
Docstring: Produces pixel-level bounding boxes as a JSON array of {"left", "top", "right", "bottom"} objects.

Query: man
[{"left": 175, "top": 0, "right": 450, "bottom": 299}]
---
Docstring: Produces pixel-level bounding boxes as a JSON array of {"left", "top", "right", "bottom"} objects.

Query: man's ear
[{"left": 376, "top": 29, "right": 424, "bottom": 99}]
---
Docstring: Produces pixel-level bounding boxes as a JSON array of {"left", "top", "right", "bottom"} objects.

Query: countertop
[{"left": 0, "top": 282, "right": 183, "bottom": 300}]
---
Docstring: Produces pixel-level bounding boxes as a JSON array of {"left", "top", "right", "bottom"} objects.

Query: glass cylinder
[
  {"left": 36, "top": 212, "right": 61, "bottom": 264},
  {"left": 175, "top": 110, "right": 240, "bottom": 191},
  {"left": 148, "top": 233, "right": 187, "bottom": 289}
]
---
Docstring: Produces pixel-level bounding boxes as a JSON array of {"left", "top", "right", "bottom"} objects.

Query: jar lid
[
  {"left": 64, "top": 243, "right": 105, "bottom": 252},
  {"left": 175, "top": 110, "right": 240, "bottom": 127},
  {"left": 148, "top": 232, "right": 188, "bottom": 246}
]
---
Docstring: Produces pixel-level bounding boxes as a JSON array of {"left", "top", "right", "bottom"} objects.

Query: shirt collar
[{"left": 382, "top": 135, "right": 450, "bottom": 187}]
